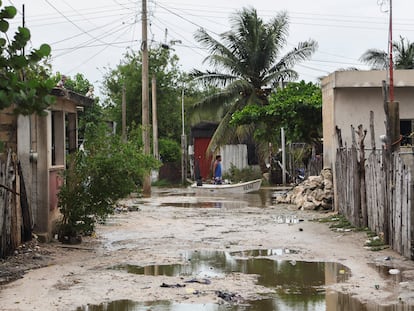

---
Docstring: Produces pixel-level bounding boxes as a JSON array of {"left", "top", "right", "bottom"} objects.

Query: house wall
[
  {"left": 322, "top": 70, "right": 414, "bottom": 170},
  {"left": 219, "top": 144, "right": 248, "bottom": 176},
  {"left": 17, "top": 95, "right": 85, "bottom": 241}
]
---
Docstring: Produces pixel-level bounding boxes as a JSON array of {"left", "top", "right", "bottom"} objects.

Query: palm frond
[
  {"left": 190, "top": 69, "right": 237, "bottom": 87},
  {"left": 359, "top": 49, "right": 388, "bottom": 70},
  {"left": 194, "top": 28, "right": 239, "bottom": 71},
  {"left": 264, "top": 69, "right": 299, "bottom": 85},
  {"left": 393, "top": 36, "right": 414, "bottom": 69},
  {"left": 270, "top": 40, "right": 318, "bottom": 74},
  {"left": 207, "top": 97, "right": 251, "bottom": 153},
  {"left": 191, "top": 7, "right": 318, "bottom": 169}
]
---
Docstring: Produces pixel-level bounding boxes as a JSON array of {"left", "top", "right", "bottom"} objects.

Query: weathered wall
[{"left": 322, "top": 70, "right": 414, "bottom": 170}]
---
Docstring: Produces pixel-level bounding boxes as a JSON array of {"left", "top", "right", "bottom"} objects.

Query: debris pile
[{"left": 274, "top": 168, "right": 334, "bottom": 211}]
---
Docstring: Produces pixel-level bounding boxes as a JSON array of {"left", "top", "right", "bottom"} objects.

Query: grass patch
[
  {"left": 315, "top": 214, "right": 388, "bottom": 252},
  {"left": 314, "top": 214, "right": 355, "bottom": 231},
  {"left": 364, "top": 236, "right": 388, "bottom": 251}
]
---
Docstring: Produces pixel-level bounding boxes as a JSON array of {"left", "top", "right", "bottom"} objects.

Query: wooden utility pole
[
  {"left": 388, "top": 0, "right": 394, "bottom": 102},
  {"left": 281, "top": 127, "right": 286, "bottom": 185},
  {"left": 141, "top": 0, "right": 151, "bottom": 196},
  {"left": 387, "top": 0, "right": 400, "bottom": 152},
  {"left": 181, "top": 89, "right": 186, "bottom": 184},
  {"left": 152, "top": 75, "right": 158, "bottom": 160},
  {"left": 122, "top": 83, "right": 126, "bottom": 142}
]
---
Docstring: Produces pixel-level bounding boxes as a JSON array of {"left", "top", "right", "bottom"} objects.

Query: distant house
[
  {"left": 0, "top": 87, "right": 93, "bottom": 250},
  {"left": 322, "top": 70, "right": 414, "bottom": 169},
  {"left": 189, "top": 122, "right": 257, "bottom": 181}
]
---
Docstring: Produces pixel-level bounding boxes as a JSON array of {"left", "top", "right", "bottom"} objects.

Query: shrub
[
  {"left": 159, "top": 138, "right": 181, "bottom": 163},
  {"left": 223, "top": 164, "right": 262, "bottom": 182},
  {"left": 57, "top": 123, "right": 159, "bottom": 241}
]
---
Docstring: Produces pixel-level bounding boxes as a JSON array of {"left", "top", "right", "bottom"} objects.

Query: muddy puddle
[
  {"left": 140, "top": 188, "right": 275, "bottom": 208},
  {"left": 76, "top": 296, "right": 414, "bottom": 311},
  {"left": 369, "top": 262, "right": 408, "bottom": 283},
  {"left": 76, "top": 250, "right": 413, "bottom": 310},
  {"left": 76, "top": 189, "right": 413, "bottom": 311},
  {"left": 76, "top": 250, "right": 357, "bottom": 311}
]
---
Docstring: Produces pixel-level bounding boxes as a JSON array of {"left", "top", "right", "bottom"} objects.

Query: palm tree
[
  {"left": 360, "top": 36, "right": 414, "bottom": 70},
  {"left": 192, "top": 7, "right": 317, "bottom": 165}
]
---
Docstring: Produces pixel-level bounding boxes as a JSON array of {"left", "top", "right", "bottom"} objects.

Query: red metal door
[{"left": 194, "top": 137, "right": 212, "bottom": 181}]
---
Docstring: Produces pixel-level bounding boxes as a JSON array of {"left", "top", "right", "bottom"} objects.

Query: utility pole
[
  {"left": 22, "top": 5, "right": 25, "bottom": 55},
  {"left": 181, "top": 88, "right": 187, "bottom": 184},
  {"left": 281, "top": 128, "right": 286, "bottom": 185},
  {"left": 121, "top": 83, "right": 126, "bottom": 142},
  {"left": 141, "top": 0, "right": 151, "bottom": 196},
  {"left": 387, "top": 0, "right": 399, "bottom": 152},
  {"left": 388, "top": 0, "right": 394, "bottom": 102},
  {"left": 152, "top": 75, "right": 158, "bottom": 160}
]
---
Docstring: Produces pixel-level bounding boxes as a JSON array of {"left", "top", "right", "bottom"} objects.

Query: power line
[
  {"left": 154, "top": 2, "right": 221, "bottom": 36},
  {"left": 66, "top": 19, "right": 136, "bottom": 74},
  {"left": 49, "top": 13, "right": 135, "bottom": 45},
  {"left": 43, "top": 0, "right": 114, "bottom": 46},
  {"left": 52, "top": 19, "right": 135, "bottom": 59},
  {"left": 9, "top": 4, "right": 135, "bottom": 29},
  {"left": 52, "top": 39, "right": 139, "bottom": 51}
]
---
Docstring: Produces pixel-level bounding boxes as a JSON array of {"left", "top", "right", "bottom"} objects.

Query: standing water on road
[
  {"left": 75, "top": 187, "right": 413, "bottom": 311},
  {"left": 78, "top": 250, "right": 352, "bottom": 310}
]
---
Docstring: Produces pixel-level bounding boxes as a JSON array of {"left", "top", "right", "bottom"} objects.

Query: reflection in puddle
[
  {"left": 76, "top": 294, "right": 414, "bottom": 311},
  {"left": 112, "top": 250, "right": 351, "bottom": 288},
  {"left": 143, "top": 189, "right": 275, "bottom": 209},
  {"left": 106, "top": 250, "right": 351, "bottom": 311},
  {"left": 230, "top": 248, "right": 299, "bottom": 257},
  {"left": 160, "top": 202, "right": 225, "bottom": 208},
  {"left": 368, "top": 263, "right": 406, "bottom": 283},
  {"left": 79, "top": 250, "right": 414, "bottom": 311}
]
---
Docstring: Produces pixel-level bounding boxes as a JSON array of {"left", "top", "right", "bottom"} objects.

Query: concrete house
[
  {"left": 322, "top": 69, "right": 414, "bottom": 169},
  {"left": 1, "top": 87, "right": 93, "bottom": 245}
]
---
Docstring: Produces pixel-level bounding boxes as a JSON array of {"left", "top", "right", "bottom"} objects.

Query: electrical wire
[
  {"left": 51, "top": 19, "right": 135, "bottom": 59},
  {"left": 43, "top": 0, "right": 115, "bottom": 46},
  {"left": 154, "top": 2, "right": 221, "bottom": 36},
  {"left": 49, "top": 12, "right": 135, "bottom": 45},
  {"left": 66, "top": 19, "right": 137, "bottom": 74}
]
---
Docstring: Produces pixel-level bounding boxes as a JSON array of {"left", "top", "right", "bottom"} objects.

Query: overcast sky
[{"left": 5, "top": 0, "right": 414, "bottom": 98}]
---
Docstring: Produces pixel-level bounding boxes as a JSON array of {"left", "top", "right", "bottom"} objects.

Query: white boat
[{"left": 191, "top": 179, "right": 262, "bottom": 194}]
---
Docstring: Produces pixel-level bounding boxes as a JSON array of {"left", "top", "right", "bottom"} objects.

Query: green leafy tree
[
  {"left": 102, "top": 46, "right": 184, "bottom": 141},
  {"left": 159, "top": 138, "right": 181, "bottom": 163},
  {"left": 360, "top": 36, "right": 414, "bottom": 70},
  {"left": 192, "top": 7, "right": 317, "bottom": 164},
  {"left": 231, "top": 81, "right": 322, "bottom": 145},
  {"left": 57, "top": 122, "right": 159, "bottom": 240},
  {"left": 54, "top": 73, "right": 102, "bottom": 142},
  {"left": 56, "top": 72, "right": 93, "bottom": 95},
  {"left": 0, "top": 2, "right": 55, "bottom": 115}
]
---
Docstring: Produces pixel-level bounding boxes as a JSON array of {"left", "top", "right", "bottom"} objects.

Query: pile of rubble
[{"left": 274, "top": 168, "right": 334, "bottom": 210}]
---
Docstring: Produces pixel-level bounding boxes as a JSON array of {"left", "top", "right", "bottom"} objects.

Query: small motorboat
[{"left": 190, "top": 179, "right": 262, "bottom": 195}]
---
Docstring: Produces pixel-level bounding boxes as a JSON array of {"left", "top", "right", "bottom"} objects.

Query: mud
[{"left": 0, "top": 187, "right": 414, "bottom": 310}]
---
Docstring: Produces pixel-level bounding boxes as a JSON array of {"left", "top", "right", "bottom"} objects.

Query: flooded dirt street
[{"left": 1, "top": 187, "right": 414, "bottom": 310}]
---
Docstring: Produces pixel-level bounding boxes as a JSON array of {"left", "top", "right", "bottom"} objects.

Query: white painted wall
[{"left": 219, "top": 144, "right": 248, "bottom": 174}]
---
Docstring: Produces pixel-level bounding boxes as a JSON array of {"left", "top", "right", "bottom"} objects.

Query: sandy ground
[{"left": 1, "top": 187, "right": 414, "bottom": 311}]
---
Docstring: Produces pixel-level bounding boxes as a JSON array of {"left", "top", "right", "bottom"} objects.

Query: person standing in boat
[{"left": 212, "top": 155, "right": 222, "bottom": 184}]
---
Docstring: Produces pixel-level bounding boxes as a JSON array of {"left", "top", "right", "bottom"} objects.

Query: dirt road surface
[{"left": 0, "top": 187, "right": 414, "bottom": 310}]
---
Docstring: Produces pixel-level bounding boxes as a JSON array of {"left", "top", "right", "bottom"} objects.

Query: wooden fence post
[{"left": 357, "top": 124, "right": 368, "bottom": 227}]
